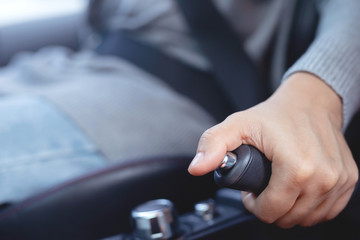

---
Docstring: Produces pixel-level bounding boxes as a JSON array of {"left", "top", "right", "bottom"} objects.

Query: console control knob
[
  {"left": 214, "top": 145, "right": 271, "bottom": 195},
  {"left": 131, "top": 199, "right": 178, "bottom": 240},
  {"left": 194, "top": 199, "right": 216, "bottom": 221}
]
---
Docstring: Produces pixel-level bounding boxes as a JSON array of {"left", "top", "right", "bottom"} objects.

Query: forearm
[{"left": 283, "top": 0, "right": 360, "bottom": 129}]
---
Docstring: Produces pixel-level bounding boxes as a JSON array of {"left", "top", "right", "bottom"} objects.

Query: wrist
[{"left": 270, "top": 72, "right": 343, "bottom": 128}]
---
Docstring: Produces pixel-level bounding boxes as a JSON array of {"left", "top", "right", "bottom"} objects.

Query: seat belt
[
  {"left": 97, "top": 31, "right": 234, "bottom": 122},
  {"left": 286, "top": 0, "right": 318, "bottom": 69},
  {"left": 175, "top": 0, "right": 265, "bottom": 111}
]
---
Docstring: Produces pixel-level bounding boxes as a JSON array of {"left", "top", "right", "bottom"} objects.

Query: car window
[{"left": 0, "top": 0, "right": 86, "bottom": 27}]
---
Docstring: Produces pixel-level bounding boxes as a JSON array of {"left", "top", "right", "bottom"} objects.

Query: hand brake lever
[{"left": 214, "top": 145, "right": 271, "bottom": 195}]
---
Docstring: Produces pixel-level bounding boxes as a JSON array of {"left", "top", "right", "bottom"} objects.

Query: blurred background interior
[
  {"left": 0, "top": 1, "right": 359, "bottom": 239},
  {"left": 0, "top": 0, "right": 87, "bottom": 66}
]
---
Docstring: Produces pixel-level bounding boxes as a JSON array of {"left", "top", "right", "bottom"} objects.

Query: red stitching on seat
[{"left": 0, "top": 156, "right": 191, "bottom": 222}]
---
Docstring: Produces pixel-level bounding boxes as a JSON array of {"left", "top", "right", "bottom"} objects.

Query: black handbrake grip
[{"left": 214, "top": 145, "right": 271, "bottom": 195}]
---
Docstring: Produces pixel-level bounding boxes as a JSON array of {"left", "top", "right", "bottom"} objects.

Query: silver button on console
[
  {"left": 131, "top": 199, "right": 178, "bottom": 240},
  {"left": 194, "top": 199, "right": 216, "bottom": 221}
]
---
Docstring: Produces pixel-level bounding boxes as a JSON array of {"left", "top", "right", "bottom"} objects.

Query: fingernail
[{"left": 189, "top": 152, "right": 204, "bottom": 169}]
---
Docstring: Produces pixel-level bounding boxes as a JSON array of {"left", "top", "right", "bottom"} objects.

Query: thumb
[{"left": 188, "top": 112, "right": 256, "bottom": 176}]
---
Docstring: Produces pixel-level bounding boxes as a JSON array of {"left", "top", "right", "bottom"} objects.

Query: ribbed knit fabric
[{"left": 283, "top": 0, "right": 360, "bottom": 129}]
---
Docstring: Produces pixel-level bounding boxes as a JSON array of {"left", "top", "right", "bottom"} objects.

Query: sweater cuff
[{"left": 283, "top": 32, "right": 360, "bottom": 130}]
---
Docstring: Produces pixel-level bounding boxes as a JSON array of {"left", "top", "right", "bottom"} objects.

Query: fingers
[
  {"left": 300, "top": 188, "right": 354, "bottom": 226},
  {"left": 187, "top": 76, "right": 358, "bottom": 228},
  {"left": 243, "top": 170, "right": 352, "bottom": 228},
  {"left": 322, "top": 188, "right": 355, "bottom": 221},
  {"left": 275, "top": 195, "right": 324, "bottom": 228},
  {"left": 244, "top": 149, "right": 358, "bottom": 228},
  {"left": 274, "top": 182, "right": 342, "bottom": 228},
  {"left": 241, "top": 134, "right": 356, "bottom": 228},
  {"left": 242, "top": 160, "right": 301, "bottom": 224},
  {"left": 188, "top": 112, "right": 259, "bottom": 176}
]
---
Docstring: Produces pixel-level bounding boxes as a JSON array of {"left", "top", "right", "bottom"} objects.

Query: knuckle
[
  {"left": 318, "top": 167, "right": 340, "bottom": 193},
  {"left": 350, "top": 169, "right": 359, "bottom": 185},
  {"left": 349, "top": 174, "right": 359, "bottom": 188},
  {"left": 199, "top": 129, "right": 217, "bottom": 143},
  {"left": 224, "top": 112, "right": 240, "bottom": 122},
  {"left": 224, "top": 112, "right": 246, "bottom": 127},
  {"left": 338, "top": 174, "right": 348, "bottom": 186},
  {"left": 293, "top": 162, "right": 315, "bottom": 184},
  {"left": 224, "top": 112, "right": 258, "bottom": 139}
]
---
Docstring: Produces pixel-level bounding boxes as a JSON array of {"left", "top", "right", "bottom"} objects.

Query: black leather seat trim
[{"left": 0, "top": 156, "right": 216, "bottom": 240}]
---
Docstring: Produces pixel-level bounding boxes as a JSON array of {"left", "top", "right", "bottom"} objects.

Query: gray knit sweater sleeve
[{"left": 283, "top": 0, "right": 360, "bottom": 129}]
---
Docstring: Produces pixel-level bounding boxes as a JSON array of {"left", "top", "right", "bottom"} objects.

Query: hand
[{"left": 188, "top": 72, "right": 358, "bottom": 228}]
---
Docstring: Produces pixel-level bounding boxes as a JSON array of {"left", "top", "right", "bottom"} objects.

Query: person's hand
[{"left": 188, "top": 72, "right": 358, "bottom": 228}]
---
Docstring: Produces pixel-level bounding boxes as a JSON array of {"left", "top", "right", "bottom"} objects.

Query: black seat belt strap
[
  {"left": 176, "top": 0, "right": 265, "bottom": 110},
  {"left": 97, "top": 31, "right": 234, "bottom": 121}
]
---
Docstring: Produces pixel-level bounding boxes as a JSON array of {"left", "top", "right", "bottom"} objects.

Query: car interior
[{"left": 0, "top": 0, "right": 359, "bottom": 239}]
